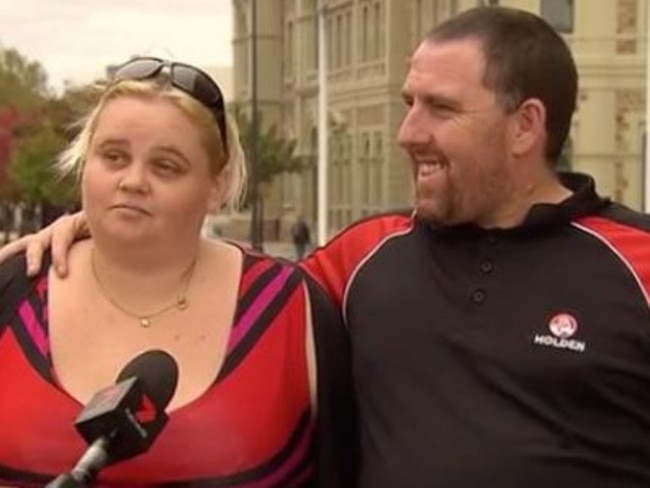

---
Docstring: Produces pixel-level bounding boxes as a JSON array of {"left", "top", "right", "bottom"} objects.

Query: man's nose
[{"left": 397, "top": 107, "right": 432, "bottom": 149}]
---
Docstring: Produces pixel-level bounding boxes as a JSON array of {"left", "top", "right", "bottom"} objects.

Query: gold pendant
[{"left": 140, "top": 317, "right": 151, "bottom": 328}]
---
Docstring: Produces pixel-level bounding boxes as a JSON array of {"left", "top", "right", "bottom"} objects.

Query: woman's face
[{"left": 82, "top": 95, "right": 223, "bottom": 245}]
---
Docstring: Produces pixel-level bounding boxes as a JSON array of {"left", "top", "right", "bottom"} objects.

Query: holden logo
[
  {"left": 548, "top": 313, "right": 578, "bottom": 338},
  {"left": 533, "top": 312, "right": 585, "bottom": 353}
]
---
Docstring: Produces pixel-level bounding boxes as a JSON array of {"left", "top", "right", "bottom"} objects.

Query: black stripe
[{"left": 0, "top": 463, "right": 52, "bottom": 486}]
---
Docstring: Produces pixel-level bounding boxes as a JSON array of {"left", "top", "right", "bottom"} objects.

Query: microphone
[{"left": 46, "top": 349, "right": 179, "bottom": 487}]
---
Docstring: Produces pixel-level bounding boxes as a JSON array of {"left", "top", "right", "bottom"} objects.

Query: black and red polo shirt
[{"left": 304, "top": 173, "right": 650, "bottom": 488}]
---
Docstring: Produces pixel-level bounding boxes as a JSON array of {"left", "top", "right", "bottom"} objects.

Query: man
[{"left": 4, "top": 7, "right": 650, "bottom": 488}]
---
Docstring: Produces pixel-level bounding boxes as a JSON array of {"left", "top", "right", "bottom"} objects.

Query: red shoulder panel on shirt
[
  {"left": 575, "top": 215, "right": 650, "bottom": 304},
  {"left": 300, "top": 213, "right": 412, "bottom": 305}
]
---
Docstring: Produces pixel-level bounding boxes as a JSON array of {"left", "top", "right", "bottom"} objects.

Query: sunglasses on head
[{"left": 112, "top": 57, "right": 228, "bottom": 154}]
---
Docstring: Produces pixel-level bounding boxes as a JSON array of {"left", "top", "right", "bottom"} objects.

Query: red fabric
[
  {"left": 302, "top": 214, "right": 412, "bottom": 306},
  {"left": 577, "top": 216, "right": 650, "bottom": 305},
  {"left": 0, "top": 253, "right": 312, "bottom": 487}
]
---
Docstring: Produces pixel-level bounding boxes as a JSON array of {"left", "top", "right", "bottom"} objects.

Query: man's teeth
[{"left": 418, "top": 162, "right": 441, "bottom": 177}]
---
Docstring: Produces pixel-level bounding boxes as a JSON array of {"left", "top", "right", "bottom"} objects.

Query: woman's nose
[{"left": 117, "top": 163, "right": 149, "bottom": 193}]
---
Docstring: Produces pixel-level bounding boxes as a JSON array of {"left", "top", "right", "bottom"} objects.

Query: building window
[
  {"left": 335, "top": 14, "right": 343, "bottom": 68},
  {"left": 374, "top": 1, "right": 385, "bottom": 58},
  {"left": 435, "top": 0, "right": 458, "bottom": 24},
  {"left": 327, "top": 16, "right": 334, "bottom": 68},
  {"left": 361, "top": 4, "right": 370, "bottom": 61},
  {"left": 540, "top": 0, "right": 574, "bottom": 34},
  {"left": 312, "top": 10, "right": 319, "bottom": 69},
  {"left": 285, "top": 21, "right": 294, "bottom": 76},
  {"left": 415, "top": 0, "right": 423, "bottom": 39},
  {"left": 344, "top": 10, "right": 352, "bottom": 65}
]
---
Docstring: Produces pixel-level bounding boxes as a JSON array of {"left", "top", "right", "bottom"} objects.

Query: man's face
[{"left": 397, "top": 38, "right": 519, "bottom": 228}]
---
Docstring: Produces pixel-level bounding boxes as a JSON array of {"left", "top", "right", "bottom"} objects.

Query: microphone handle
[
  {"left": 71, "top": 436, "right": 111, "bottom": 485},
  {"left": 45, "top": 474, "right": 87, "bottom": 488},
  {"left": 45, "top": 437, "right": 111, "bottom": 488}
]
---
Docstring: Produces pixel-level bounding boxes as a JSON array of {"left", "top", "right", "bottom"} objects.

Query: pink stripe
[
  {"left": 18, "top": 300, "right": 49, "bottom": 357},
  {"left": 228, "top": 267, "right": 293, "bottom": 352},
  {"left": 231, "top": 423, "right": 313, "bottom": 488}
]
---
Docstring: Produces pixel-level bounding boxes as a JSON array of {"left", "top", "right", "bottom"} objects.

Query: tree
[
  {"left": 0, "top": 43, "right": 81, "bottom": 236},
  {"left": 0, "top": 44, "right": 50, "bottom": 109},
  {"left": 10, "top": 127, "right": 74, "bottom": 204},
  {"left": 0, "top": 44, "right": 53, "bottom": 238},
  {"left": 232, "top": 107, "right": 304, "bottom": 206},
  {"left": 0, "top": 105, "right": 20, "bottom": 197},
  {"left": 45, "top": 83, "right": 101, "bottom": 143},
  {"left": 0, "top": 105, "right": 20, "bottom": 241}
]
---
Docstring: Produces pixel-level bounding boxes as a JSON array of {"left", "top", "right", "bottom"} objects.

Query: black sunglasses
[{"left": 113, "top": 57, "right": 228, "bottom": 154}]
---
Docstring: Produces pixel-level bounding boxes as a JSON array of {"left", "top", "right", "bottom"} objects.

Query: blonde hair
[{"left": 57, "top": 78, "right": 247, "bottom": 212}]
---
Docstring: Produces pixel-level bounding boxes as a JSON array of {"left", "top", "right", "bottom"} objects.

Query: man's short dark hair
[{"left": 426, "top": 7, "right": 578, "bottom": 163}]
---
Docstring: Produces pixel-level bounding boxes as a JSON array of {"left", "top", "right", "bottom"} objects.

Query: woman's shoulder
[
  {"left": 0, "top": 251, "right": 28, "bottom": 283},
  {"left": 0, "top": 251, "right": 49, "bottom": 327},
  {"left": 0, "top": 251, "right": 49, "bottom": 296}
]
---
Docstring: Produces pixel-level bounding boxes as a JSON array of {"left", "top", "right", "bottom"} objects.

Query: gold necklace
[{"left": 91, "top": 250, "right": 198, "bottom": 328}]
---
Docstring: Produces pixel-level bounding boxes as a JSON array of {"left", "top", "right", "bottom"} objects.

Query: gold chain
[{"left": 91, "top": 249, "right": 198, "bottom": 327}]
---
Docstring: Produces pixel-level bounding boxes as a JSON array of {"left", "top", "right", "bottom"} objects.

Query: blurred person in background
[{"left": 290, "top": 214, "right": 311, "bottom": 260}]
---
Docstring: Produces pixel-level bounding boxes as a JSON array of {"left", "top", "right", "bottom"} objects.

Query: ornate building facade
[{"left": 232, "top": 0, "right": 649, "bottom": 237}]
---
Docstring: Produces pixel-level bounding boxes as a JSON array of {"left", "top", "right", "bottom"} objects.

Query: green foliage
[
  {"left": 0, "top": 44, "right": 50, "bottom": 108},
  {"left": 9, "top": 126, "right": 75, "bottom": 205},
  {"left": 46, "top": 84, "right": 101, "bottom": 142},
  {"left": 0, "top": 42, "right": 86, "bottom": 208},
  {"left": 233, "top": 107, "right": 304, "bottom": 185}
]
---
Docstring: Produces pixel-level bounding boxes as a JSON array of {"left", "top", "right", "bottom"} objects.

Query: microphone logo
[
  {"left": 81, "top": 382, "right": 131, "bottom": 418},
  {"left": 135, "top": 394, "right": 157, "bottom": 423}
]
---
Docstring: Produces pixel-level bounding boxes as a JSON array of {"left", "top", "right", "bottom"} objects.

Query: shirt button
[
  {"left": 480, "top": 260, "right": 493, "bottom": 274},
  {"left": 471, "top": 289, "right": 486, "bottom": 303}
]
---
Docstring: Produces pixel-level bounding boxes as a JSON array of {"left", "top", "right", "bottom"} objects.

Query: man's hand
[{"left": 0, "top": 212, "right": 88, "bottom": 277}]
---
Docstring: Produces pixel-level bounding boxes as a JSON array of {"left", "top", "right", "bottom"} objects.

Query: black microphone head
[
  {"left": 74, "top": 349, "right": 179, "bottom": 464},
  {"left": 116, "top": 349, "right": 179, "bottom": 411}
]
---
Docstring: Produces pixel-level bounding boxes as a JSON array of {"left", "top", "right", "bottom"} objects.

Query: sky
[{"left": 0, "top": 0, "right": 233, "bottom": 93}]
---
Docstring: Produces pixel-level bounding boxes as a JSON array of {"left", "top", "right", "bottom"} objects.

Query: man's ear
[{"left": 510, "top": 98, "right": 546, "bottom": 157}]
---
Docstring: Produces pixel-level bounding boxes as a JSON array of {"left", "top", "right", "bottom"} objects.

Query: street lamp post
[
  {"left": 316, "top": 0, "right": 329, "bottom": 246},
  {"left": 250, "top": 0, "right": 263, "bottom": 250}
]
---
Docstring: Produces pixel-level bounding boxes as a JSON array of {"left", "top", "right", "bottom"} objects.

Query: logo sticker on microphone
[{"left": 135, "top": 394, "right": 157, "bottom": 423}]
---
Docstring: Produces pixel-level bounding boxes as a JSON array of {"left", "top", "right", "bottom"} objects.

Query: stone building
[{"left": 232, "top": 0, "right": 649, "bottom": 237}]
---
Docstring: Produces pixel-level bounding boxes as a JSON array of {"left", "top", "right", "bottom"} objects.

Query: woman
[{"left": 0, "top": 58, "right": 356, "bottom": 487}]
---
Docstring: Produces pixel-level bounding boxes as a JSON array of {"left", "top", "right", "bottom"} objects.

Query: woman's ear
[
  {"left": 206, "top": 165, "right": 230, "bottom": 214},
  {"left": 510, "top": 98, "right": 546, "bottom": 157}
]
